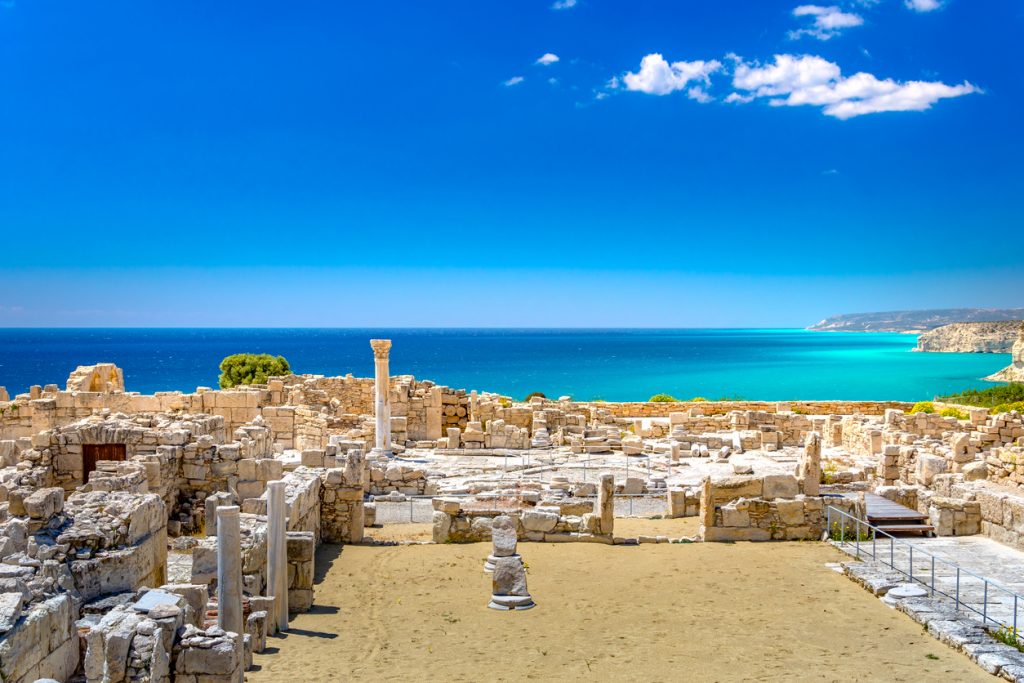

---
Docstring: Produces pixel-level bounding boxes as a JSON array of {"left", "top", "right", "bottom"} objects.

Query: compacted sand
[{"left": 250, "top": 525, "right": 987, "bottom": 682}]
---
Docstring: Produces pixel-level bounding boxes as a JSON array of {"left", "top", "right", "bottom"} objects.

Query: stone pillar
[
  {"left": 801, "top": 432, "right": 822, "bottom": 497},
  {"left": 205, "top": 491, "right": 233, "bottom": 537},
  {"left": 699, "top": 476, "right": 715, "bottom": 530},
  {"left": 370, "top": 339, "right": 393, "bottom": 457},
  {"left": 266, "top": 481, "right": 289, "bottom": 633},
  {"left": 216, "top": 506, "right": 244, "bottom": 638},
  {"left": 597, "top": 473, "right": 614, "bottom": 536},
  {"left": 484, "top": 514, "right": 519, "bottom": 573}
]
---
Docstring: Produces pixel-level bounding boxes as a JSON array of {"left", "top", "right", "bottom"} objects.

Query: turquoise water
[{"left": 0, "top": 328, "right": 1009, "bottom": 401}]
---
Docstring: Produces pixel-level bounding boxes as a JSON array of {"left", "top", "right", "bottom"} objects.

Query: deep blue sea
[{"left": 0, "top": 328, "right": 1010, "bottom": 402}]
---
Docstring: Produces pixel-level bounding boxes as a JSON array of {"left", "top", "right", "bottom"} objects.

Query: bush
[
  {"left": 219, "top": 354, "right": 291, "bottom": 389},
  {"left": 689, "top": 396, "right": 708, "bottom": 402},
  {"left": 649, "top": 393, "right": 678, "bottom": 402},
  {"left": 939, "top": 383, "right": 1024, "bottom": 408},
  {"left": 992, "top": 401, "right": 1024, "bottom": 414},
  {"left": 523, "top": 392, "right": 546, "bottom": 401},
  {"left": 909, "top": 401, "right": 935, "bottom": 414},
  {"left": 939, "top": 407, "right": 968, "bottom": 420}
]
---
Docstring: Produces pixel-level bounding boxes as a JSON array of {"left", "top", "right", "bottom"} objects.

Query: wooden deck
[{"left": 864, "top": 493, "right": 934, "bottom": 535}]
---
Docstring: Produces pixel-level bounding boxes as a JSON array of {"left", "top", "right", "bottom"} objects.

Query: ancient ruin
[{"left": 2, "top": 338, "right": 1024, "bottom": 680}]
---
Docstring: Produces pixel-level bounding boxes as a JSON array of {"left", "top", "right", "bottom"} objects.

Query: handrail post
[
  {"left": 983, "top": 582, "right": 989, "bottom": 625},
  {"left": 890, "top": 536, "right": 894, "bottom": 568},
  {"left": 827, "top": 506, "right": 831, "bottom": 541},
  {"left": 1014, "top": 594, "right": 1018, "bottom": 639},
  {"left": 872, "top": 528, "right": 876, "bottom": 560},
  {"left": 930, "top": 556, "right": 935, "bottom": 596},
  {"left": 955, "top": 567, "right": 960, "bottom": 611},
  {"left": 909, "top": 546, "right": 913, "bottom": 582},
  {"left": 855, "top": 517, "right": 860, "bottom": 557}
]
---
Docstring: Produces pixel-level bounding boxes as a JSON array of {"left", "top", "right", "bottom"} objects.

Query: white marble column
[
  {"left": 370, "top": 339, "right": 393, "bottom": 456},
  {"left": 216, "top": 505, "right": 244, "bottom": 638},
  {"left": 266, "top": 481, "right": 289, "bottom": 633}
]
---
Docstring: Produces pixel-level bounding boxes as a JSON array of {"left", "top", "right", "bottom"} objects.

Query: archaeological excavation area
[{"left": 2, "top": 340, "right": 1024, "bottom": 681}]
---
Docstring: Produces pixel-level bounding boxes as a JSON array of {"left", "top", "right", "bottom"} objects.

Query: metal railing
[
  {"left": 372, "top": 490, "right": 673, "bottom": 524},
  {"left": 826, "top": 504, "right": 1023, "bottom": 639}
]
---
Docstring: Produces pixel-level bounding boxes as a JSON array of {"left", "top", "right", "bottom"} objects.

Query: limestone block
[
  {"left": 962, "top": 460, "right": 988, "bottom": 481},
  {"left": 762, "top": 474, "right": 799, "bottom": 500},
  {"left": 668, "top": 488, "right": 688, "bottom": 518},
  {"left": 521, "top": 509, "right": 559, "bottom": 533},
  {"left": 23, "top": 487, "right": 64, "bottom": 520},
  {"left": 776, "top": 499, "right": 805, "bottom": 526},
  {"left": 432, "top": 511, "right": 451, "bottom": 543},
  {"left": 721, "top": 502, "right": 749, "bottom": 527},
  {"left": 711, "top": 476, "right": 763, "bottom": 503},
  {"left": 916, "top": 455, "right": 947, "bottom": 486}
]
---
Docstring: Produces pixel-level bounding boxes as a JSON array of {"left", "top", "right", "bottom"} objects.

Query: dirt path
[{"left": 251, "top": 531, "right": 989, "bottom": 682}]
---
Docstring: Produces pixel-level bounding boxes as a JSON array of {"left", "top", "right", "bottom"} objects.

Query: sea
[{"left": 0, "top": 328, "right": 1010, "bottom": 402}]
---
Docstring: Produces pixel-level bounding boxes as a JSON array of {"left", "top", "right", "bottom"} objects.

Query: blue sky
[{"left": 1, "top": 0, "right": 1021, "bottom": 327}]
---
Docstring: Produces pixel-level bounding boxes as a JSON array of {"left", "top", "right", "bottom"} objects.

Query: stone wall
[
  {"left": 0, "top": 594, "right": 78, "bottom": 683},
  {"left": 698, "top": 474, "right": 865, "bottom": 542}
]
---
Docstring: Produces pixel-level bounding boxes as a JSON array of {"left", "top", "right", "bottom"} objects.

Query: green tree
[{"left": 219, "top": 354, "right": 291, "bottom": 389}]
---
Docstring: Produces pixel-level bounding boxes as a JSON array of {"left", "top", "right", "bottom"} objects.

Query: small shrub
[
  {"left": 689, "top": 396, "right": 708, "bottom": 402},
  {"left": 939, "top": 407, "right": 968, "bottom": 420},
  {"left": 792, "top": 408, "right": 807, "bottom": 415},
  {"left": 219, "top": 353, "right": 291, "bottom": 389},
  {"left": 649, "top": 393, "right": 678, "bottom": 402},
  {"left": 498, "top": 398, "right": 512, "bottom": 408},
  {"left": 827, "top": 521, "right": 872, "bottom": 542},
  {"left": 910, "top": 401, "right": 936, "bottom": 414},
  {"left": 820, "top": 461, "right": 840, "bottom": 485},
  {"left": 523, "top": 391, "right": 546, "bottom": 401},
  {"left": 994, "top": 625, "right": 1023, "bottom": 651},
  {"left": 992, "top": 401, "right": 1024, "bottom": 414},
  {"left": 939, "top": 383, "right": 1024, "bottom": 408}
]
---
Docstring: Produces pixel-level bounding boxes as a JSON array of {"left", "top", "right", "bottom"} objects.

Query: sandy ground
[{"left": 250, "top": 527, "right": 988, "bottom": 682}]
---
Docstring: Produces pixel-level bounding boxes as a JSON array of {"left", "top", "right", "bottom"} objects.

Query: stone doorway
[{"left": 82, "top": 443, "right": 127, "bottom": 480}]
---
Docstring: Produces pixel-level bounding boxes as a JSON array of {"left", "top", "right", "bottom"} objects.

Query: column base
[
  {"left": 370, "top": 448, "right": 394, "bottom": 458},
  {"left": 488, "top": 594, "right": 535, "bottom": 611},
  {"left": 483, "top": 553, "right": 520, "bottom": 573}
]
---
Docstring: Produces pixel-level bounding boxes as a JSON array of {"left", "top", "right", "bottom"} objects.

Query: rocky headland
[
  {"left": 808, "top": 307, "right": 1024, "bottom": 333},
  {"left": 986, "top": 324, "right": 1024, "bottom": 382},
  {"left": 915, "top": 320, "right": 1023, "bottom": 353}
]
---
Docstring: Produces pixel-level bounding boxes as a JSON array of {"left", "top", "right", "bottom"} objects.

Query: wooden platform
[{"left": 864, "top": 493, "right": 934, "bottom": 535}]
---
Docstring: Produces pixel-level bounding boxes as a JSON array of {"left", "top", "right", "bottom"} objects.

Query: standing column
[
  {"left": 216, "top": 506, "right": 244, "bottom": 637},
  {"left": 370, "top": 339, "right": 393, "bottom": 457},
  {"left": 266, "top": 481, "right": 289, "bottom": 633}
]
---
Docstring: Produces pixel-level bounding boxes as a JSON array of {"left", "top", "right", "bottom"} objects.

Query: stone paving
[{"left": 834, "top": 534, "right": 1024, "bottom": 631}]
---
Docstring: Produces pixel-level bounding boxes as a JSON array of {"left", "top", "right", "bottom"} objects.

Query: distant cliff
[
  {"left": 915, "top": 321, "right": 1023, "bottom": 353},
  {"left": 986, "top": 325, "right": 1024, "bottom": 382},
  {"left": 807, "top": 308, "right": 1024, "bottom": 333}
]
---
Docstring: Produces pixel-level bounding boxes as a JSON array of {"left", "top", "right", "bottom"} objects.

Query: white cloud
[
  {"left": 729, "top": 54, "right": 977, "bottom": 119},
  {"left": 906, "top": 0, "right": 942, "bottom": 11},
  {"left": 789, "top": 5, "right": 864, "bottom": 40},
  {"left": 551, "top": 0, "right": 577, "bottom": 9},
  {"left": 548, "top": 77, "right": 559, "bottom": 85},
  {"left": 503, "top": 76, "right": 525, "bottom": 87},
  {"left": 687, "top": 87, "right": 713, "bottom": 103},
  {"left": 536, "top": 53, "right": 560, "bottom": 66},
  {"left": 724, "top": 92, "right": 754, "bottom": 104},
  {"left": 622, "top": 53, "right": 722, "bottom": 96}
]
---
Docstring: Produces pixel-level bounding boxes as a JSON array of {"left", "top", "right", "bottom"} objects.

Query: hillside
[
  {"left": 915, "top": 321, "right": 1023, "bottom": 353},
  {"left": 807, "top": 308, "right": 1024, "bottom": 333}
]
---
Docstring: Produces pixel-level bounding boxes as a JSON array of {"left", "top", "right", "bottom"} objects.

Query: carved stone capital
[{"left": 370, "top": 339, "right": 392, "bottom": 360}]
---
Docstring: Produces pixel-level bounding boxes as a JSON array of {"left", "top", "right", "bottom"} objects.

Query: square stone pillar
[{"left": 266, "top": 481, "right": 289, "bottom": 632}]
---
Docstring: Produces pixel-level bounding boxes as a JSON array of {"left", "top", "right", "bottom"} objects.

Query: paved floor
[{"left": 835, "top": 534, "right": 1024, "bottom": 629}]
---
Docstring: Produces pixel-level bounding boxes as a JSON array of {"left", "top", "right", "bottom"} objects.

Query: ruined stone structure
[{"left": 3, "top": 345, "right": 1024, "bottom": 681}]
